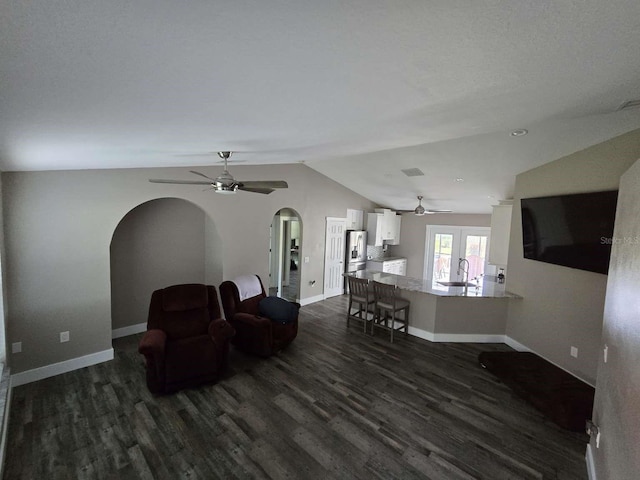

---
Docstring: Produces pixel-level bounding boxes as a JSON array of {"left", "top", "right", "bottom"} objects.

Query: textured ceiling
[{"left": 1, "top": 0, "right": 640, "bottom": 213}]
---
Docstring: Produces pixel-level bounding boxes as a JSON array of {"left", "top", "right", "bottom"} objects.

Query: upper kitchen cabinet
[
  {"left": 488, "top": 201, "right": 513, "bottom": 266},
  {"left": 367, "top": 209, "right": 402, "bottom": 246},
  {"left": 386, "top": 213, "right": 402, "bottom": 245},
  {"left": 346, "top": 209, "right": 364, "bottom": 230}
]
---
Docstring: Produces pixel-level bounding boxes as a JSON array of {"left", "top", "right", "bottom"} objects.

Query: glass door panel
[
  {"left": 432, "top": 233, "right": 453, "bottom": 287},
  {"left": 463, "top": 233, "right": 489, "bottom": 284},
  {"left": 425, "top": 226, "right": 490, "bottom": 290}
]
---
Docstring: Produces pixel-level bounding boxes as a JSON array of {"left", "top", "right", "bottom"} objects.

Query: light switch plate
[
  {"left": 12, "top": 342, "right": 22, "bottom": 354},
  {"left": 60, "top": 331, "right": 70, "bottom": 343},
  {"left": 571, "top": 346, "right": 578, "bottom": 358}
]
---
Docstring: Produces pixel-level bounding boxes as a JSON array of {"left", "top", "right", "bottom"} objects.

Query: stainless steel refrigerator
[{"left": 345, "top": 230, "right": 367, "bottom": 276}]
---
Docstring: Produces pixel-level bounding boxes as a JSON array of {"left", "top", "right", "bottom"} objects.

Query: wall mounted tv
[{"left": 521, "top": 190, "right": 618, "bottom": 274}]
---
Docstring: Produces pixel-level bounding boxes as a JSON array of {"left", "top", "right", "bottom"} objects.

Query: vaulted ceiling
[{"left": 2, "top": 1, "right": 640, "bottom": 213}]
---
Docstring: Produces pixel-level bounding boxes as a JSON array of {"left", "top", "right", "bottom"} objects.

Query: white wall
[
  {"left": 2, "top": 164, "right": 375, "bottom": 374},
  {"left": 592, "top": 156, "right": 640, "bottom": 479},
  {"left": 505, "top": 128, "right": 640, "bottom": 385},
  {"left": 389, "top": 213, "right": 491, "bottom": 279},
  {"left": 110, "top": 198, "right": 215, "bottom": 331}
]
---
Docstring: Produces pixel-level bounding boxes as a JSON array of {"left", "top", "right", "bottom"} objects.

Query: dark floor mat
[{"left": 478, "top": 351, "right": 594, "bottom": 432}]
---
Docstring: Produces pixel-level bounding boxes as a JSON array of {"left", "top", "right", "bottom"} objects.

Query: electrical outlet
[
  {"left": 12, "top": 342, "right": 22, "bottom": 354},
  {"left": 304, "top": 256, "right": 310, "bottom": 264},
  {"left": 60, "top": 331, "right": 70, "bottom": 343},
  {"left": 571, "top": 346, "right": 578, "bottom": 358}
]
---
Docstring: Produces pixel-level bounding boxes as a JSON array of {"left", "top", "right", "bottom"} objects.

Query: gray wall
[
  {"left": 505, "top": 128, "right": 640, "bottom": 384},
  {"left": 3, "top": 164, "right": 375, "bottom": 373},
  {"left": 389, "top": 213, "right": 491, "bottom": 279},
  {"left": 110, "top": 198, "right": 214, "bottom": 331},
  {"left": 0, "top": 177, "right": 6, "bottom": 364},
  {"left": 592, "top": 157, "right": 640, "bottom": 479}
]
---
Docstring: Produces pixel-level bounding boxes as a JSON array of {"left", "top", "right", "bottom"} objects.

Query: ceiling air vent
[
  {"left": 618, "top": 99, "right": 640, "bottom": 111},
  {"left": 401, "top": 168, "right": 425, "bottom": 177}
]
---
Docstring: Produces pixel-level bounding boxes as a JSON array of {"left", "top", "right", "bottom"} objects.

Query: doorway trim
[{"left": 323, "top": 217, "right": 347, "bottom": 299}]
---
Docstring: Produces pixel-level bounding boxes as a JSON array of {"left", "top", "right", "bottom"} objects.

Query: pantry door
[{"left": 424, "top": 226, "right": 490, "bottom": 289}]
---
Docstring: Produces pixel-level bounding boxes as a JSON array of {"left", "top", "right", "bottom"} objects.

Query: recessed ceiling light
[
  {"left": 510, "top": 129, "right": 528, "bottom": 137},
  {"left": 455, "top": 178, "right": 464, "bottom": 182}
]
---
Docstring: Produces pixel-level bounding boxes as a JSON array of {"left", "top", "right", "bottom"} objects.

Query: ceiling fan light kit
[
  {"left": 414, "top": 195, "right": 426, "bottom": 216},
  {"left": 149, "top": 151, "right": 288, "bottom": 195}
]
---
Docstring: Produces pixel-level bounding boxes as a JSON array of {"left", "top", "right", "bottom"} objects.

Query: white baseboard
[
  {"left": 408, "top": 326, "right": 506, "bottom": 344},
  {"left": 586, "top": 443, "right": 597, "bottom": 480},
  {"left": 11, "top": 348, "right": 114, "bottom": 387},
  {"left": 112, "top": 322, "right": 146, "bottom": 339},
  {"left": 407, "top": 326, "right": 436, "bottom": 342},
  {"left": 434, "top": 333, "right": 507, "bottom": 343},
  {"left": 299, "top": 294, "right": 325, "bottom": 306},
  {"left": 504, "top": 336, "right": 531, "bottom": 352}
]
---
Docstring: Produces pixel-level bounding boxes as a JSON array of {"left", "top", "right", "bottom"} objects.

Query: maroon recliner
[
  {"left": 138, "top": 284, "right": 235, "bottom": 394},
  {"left": 219, "top": 275, "right": 299, "bottom": 357}
]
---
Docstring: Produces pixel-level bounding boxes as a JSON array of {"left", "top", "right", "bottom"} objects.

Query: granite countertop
[
  {"left": 366, "top": 256, "right": 407, "bottom": 262},
  {"left": 346, "top": 270, "right": 521, "bottom": 299}
]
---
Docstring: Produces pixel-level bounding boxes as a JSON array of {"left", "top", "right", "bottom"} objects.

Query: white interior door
[
  {"left": 425, "top": 226, "right": 490, "bottom": 289},
  {"left": 324, "top": 217, "right": 346, "bottom": 298}
]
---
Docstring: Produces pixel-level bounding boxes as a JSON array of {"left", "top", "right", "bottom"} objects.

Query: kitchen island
[{"left": 347, "top": 270, "right": 521, "bottom": 342}]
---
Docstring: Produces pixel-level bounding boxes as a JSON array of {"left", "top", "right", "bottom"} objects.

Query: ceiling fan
[
  {"left": 149, "top": 151, "right": 288, "bottom": 195},
  {"left": 405, "top": 195, "right": 453, "bottom": 216}
]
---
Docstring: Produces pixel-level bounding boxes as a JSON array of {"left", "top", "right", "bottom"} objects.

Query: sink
[{"left": 437, "top": 281, "right": 477, "bottom": 287}]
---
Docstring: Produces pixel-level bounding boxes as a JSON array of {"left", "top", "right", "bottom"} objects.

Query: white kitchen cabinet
[
  {"left": 346, "top": 209, "right": 364, "bottom": 230},
  {"left": 488, "top": 202, "right": 513, "bottom": 266},
  {"left": 386, "top": 213, "right": 402, "bottom": 245},
  {"left": 367, "top": 212, "right": 386, "bottom": 246},
  {"left": 367, "top": 209, "right": 402, "bottom": 245},
  {"left": 366, "top": 258, "right": 407, "bottom": 276}
]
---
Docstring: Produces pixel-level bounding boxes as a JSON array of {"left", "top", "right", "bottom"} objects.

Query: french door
[{"left": 424, "top": 226, "right": 490, "bottom": 289}]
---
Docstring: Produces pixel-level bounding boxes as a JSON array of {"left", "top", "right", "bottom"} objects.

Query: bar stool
[
  {"left": 346, "top": 276, "right": 375, "bottom": 333},
  {"left": 372, "top": 280, "right": 410, "bottom": 342}
]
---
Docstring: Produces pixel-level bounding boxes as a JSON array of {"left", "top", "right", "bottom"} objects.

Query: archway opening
[
  {"left": 110, "top": 197, "right": 222, "bottom": 338},
  {"left": 269, "top": 208, "right": 302, "bottom": 301}
]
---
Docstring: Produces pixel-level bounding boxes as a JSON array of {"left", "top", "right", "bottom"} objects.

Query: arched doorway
[
  {"left": 110, "top": 198, "right": 222, "bottom": 338},
  {"left": 269, "top": 208, "right": 302, "bottom": 301}
]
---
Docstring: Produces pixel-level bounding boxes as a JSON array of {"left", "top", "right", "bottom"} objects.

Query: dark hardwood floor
[{"left": 4, "top": 295, "right": 588, "bottom": 479}]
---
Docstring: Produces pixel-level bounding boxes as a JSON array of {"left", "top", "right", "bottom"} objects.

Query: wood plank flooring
[{"left": 4, "top": 295, "right": 588, "bottom": 479}]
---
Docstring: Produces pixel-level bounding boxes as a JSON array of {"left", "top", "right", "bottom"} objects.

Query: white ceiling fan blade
[
  {"left": 238, "top": 180, "right": 288, "bottom": 189},
  {"left": 425, "top": 209, "right": 453, "bottom": 214},
  {"left": 149, "top": 179, "right": 212, "bottom": 185}
]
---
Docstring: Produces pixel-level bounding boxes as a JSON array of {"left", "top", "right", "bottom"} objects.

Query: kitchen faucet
[{"left": 457, "top": 258, "right": 470, "bottom": 294}]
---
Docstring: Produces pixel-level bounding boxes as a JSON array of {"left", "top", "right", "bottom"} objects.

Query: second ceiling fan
[
  {"left": 149, "top": 151, "right": 288, "bottom": 195},
  {"left": 409, "top": 195, "right": 452, "bottom": 216}
]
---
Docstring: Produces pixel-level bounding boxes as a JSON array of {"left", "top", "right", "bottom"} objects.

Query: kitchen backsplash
[{"left": 366, "top": 245, "right": 385, "bottom": 260}]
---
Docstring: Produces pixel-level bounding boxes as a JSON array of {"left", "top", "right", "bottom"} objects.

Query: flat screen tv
[{"left": 521, "top": 190, "right": 618, "bottom": 274}]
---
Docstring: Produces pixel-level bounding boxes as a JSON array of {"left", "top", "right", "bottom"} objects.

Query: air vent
[
  {"left": 618, "top": 99, "right": 640, "bottom": 111},
  {"left": 401, "top": 168, "right": 424, "bottom": 177}
]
